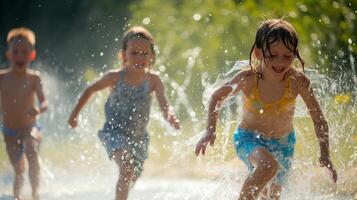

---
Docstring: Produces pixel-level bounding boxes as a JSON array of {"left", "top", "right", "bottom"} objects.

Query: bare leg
[
  {"left": 24, "top": 128, "right": 41, "bottom": 200},
  {"left": 260, "top": 183, "right": 282, "bottom": 200},
  {"left": 239, "top": 148, "right": 280, "bottom": 200},
  {"left": 267, "top": 183, "right": 282, "bottom": 200},
  {"left": 113, "top": 149, "right": 136, "bottom": 200},
  {"left": 128, "top": 174, "right": 139, "bottom": 191},
  {"left": 4, "top": 136, "right": 26, "bottom": 200}
]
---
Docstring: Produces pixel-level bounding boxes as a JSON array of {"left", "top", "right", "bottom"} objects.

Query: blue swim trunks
[
  {"left": 1, "top": 124, "right": 41, "bottom": 161},
  {"left": 233, "top": 128, "right": 296, "bottom": 185}
]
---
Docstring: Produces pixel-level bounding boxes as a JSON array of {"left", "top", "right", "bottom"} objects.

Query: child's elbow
[
  {"left": 40, "top": 101, "right": 49, "bottom": 113},
  {"left": 84, "top": 86, "right": 97, "bottom": 96},
  {"left": 42, "top": 104, "right": 49, "bottom": 112},
  {"left": 316, "top": 118, "right": 329, "bottom": 133},
  {"left": 319, "top": 114, "right": 328, "bottom": 128},
  {"left": 211, "top": 88, "right": 226, "bottom": 102}
]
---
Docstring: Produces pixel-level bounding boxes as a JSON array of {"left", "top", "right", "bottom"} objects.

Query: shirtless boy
[{"left": 1, "top": 27, "right": 48, "bottom": 200}]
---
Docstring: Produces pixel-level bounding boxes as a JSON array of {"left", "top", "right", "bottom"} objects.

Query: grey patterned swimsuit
[{"left": 98, "top": 69, "right": 151, "bottom": 176}]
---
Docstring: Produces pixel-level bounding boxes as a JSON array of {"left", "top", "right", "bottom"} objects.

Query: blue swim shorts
[
  {"left": 1, "top": 124, "right": 41, "bottom": 161},
  {"left": 98, "top": 129, "right": 149, "bottom": 177},
  {"left": 233, "top": 128, "right": 296, "bottom": 185}
]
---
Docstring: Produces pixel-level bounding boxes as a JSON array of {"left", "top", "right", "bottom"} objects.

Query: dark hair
[
  {"left": 249, "top": 19, "right": 304, "bottom": 74},
  {"left": 121, "top": 26, "right": 156, "bottom": 64}
]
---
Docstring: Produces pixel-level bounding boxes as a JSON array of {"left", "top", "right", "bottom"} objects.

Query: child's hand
[
  {"left": 27, "top": 107, "right": 40, "bottom": 117},
  {"left": 195, "top": 131, "right": 216, "bottom": 156},
  {"left": 168, "top": 114, "right": 181, "bottom": 129},
  {"left": 68, "top": 115, "right": 78, "bottom": 128},
  {"left": 319, "top": 156, "right": 338, "bottom": 183}
]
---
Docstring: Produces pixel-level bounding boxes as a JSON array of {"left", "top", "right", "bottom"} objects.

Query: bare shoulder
[
  {"left": 231, "top": 69, "right": 256, "bottom": 89},
  {"left": 97, "top": 69, "right": 121, "bottom": 87},
  {"left": 0, "top": 68, "right": 10, "bottom": 74},
  {"left": 232, "top": 69, "right": 255, "bottom": 83},
  {"left": 147, "top": 71, "right": 163, "bottom": 92},
  {"left": 0, "top": 69, "right": 12, "bottom": 90},
  {"left": 147, "top": 71, "right": 161, "bottom": 84},
  {"left": 288, "top": 69, "right": 311, "bottom": 93},
  {"left": 104, "top": 69, "right": 120, "bottom": 79},
  {"left": 234, "top": 69, "right": 254, "bottom": 79},
  {"left": 0, "top": 68, "right": 11, "bottom": 79},
  {"left": 0, "top": 69, "right": 9, "bottom": 88},
  {"left": 27, "top": 69, "right": 42, "bottom": 80}
]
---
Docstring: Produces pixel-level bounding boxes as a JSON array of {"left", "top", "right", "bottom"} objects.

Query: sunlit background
[{"left": 0, "top": 0, "right": 356, "bottom": 199}]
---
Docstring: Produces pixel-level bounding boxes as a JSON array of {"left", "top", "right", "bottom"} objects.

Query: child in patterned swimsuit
[
  {"left": 68, "top": 26, "right": 180, "bottom": 200},
  {"left": 195, "top": 19, "right": 337, "bottom": 200}
]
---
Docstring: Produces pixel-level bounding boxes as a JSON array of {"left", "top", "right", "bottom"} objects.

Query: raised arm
[
  {"left": 152, "top": 74, "right": 180, "bottom": 129},
  {"left": 195, "top": 70, "right": 248, "bottom": 156},
  {"left": 298, "top": 74, "right": 337, "bottom": 183},
  {"left": 68, "top": 71, "right": 117, "bottom": 128}
]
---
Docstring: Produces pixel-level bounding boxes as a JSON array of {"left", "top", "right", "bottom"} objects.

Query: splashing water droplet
[
  {"left": 142, "top": 17, "right": 151, "bottom": 25},
  {"left": 193, "top": 13, "right": 201, "bottom": 21}
]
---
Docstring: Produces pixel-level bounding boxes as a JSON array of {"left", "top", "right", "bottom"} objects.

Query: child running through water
[
  {"left": 68, "top": 26, "right": 180, "bottom": 200},
  {"left": 195, "top": 19, "right": 337, "bottom": 200},
  {"left": 1, "top": 28, "right": 48, "bottom": 200}
]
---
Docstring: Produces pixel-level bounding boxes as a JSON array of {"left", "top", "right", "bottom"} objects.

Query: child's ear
[
  {"left": 30, "top": 50, "right": 36, "bottom": 61},
  {"left": 118, "top": 50, "right": 126, "bottom": 64},
  {"left": 253, "top": 47, "right": 263, "bottom": 60},
  {"left": 5, "top": 50, "right": 10, "bottom": 60}
]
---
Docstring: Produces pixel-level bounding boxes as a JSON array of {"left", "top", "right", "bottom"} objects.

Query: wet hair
[
  {"left": 7, "top": 27, "right": 36, "bottom": 48},
  {"left": 121, "top": 26, "right": 156, "bottom": 64},
  {"left": 249, "top": 19, "right": 304, "bottom": 74}
]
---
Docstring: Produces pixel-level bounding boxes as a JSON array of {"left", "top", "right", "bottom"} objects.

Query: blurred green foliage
[
  {"left": 128, "top": 0, "right": 356, "bottom": 115},
  {"left": 0, "top": 0, "right": 355, "bottom": 136}
]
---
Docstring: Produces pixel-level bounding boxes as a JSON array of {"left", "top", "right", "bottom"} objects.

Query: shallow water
[
  {"left": 1, "top": 159, "right": 356, "bottom": 200},
  {"left": 1, "top": 61, "right": 356, "bottom": 200},
  {"left": 0, "top": 177, "right": 355, "bottom": 200}
]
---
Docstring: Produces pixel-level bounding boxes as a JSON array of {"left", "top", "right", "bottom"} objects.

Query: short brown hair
[
  {"left": 121, "top": 26, "right": 155, "bottom": 59},
  {"left": 7, "top": 27, "right": 36, "bottom": 48}
]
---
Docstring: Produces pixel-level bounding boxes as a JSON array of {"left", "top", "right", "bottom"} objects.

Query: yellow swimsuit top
[{"left": 243, "top": 76, "right": 296, "bottom": 115}]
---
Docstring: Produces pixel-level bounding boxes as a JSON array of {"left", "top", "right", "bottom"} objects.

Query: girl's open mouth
[
  {"left": 272, "top": 66, "right": 285, "bottom": 73},
  {"left": 134, "top": 64, "right": 145, "bottom": 69}
]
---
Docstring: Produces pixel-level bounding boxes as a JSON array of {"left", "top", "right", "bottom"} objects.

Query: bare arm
[
  {"left": 152, "top": 74, "right": 180, "bottom": 129},
  {"left": 206, "top": 84, "right": 235, "bottom": 134},
  {"left": 195, "top": 70, "right": 248, "bottom": 156},
  {"left": 298, "top": 74, "right": 337, "bottom": 182},
  {"left": 68, "top": 71, "right": 117, "bottom": 128},
  {"left": 299, "top": 76, "right": 329, "bottom": 156},
  {"left": 34, "top": 74, "right": 48, "bottom": 113}
]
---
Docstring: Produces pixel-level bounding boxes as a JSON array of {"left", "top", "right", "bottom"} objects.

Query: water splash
[{"left": 1, "top": 59, "right": 356, "bottom": 199}]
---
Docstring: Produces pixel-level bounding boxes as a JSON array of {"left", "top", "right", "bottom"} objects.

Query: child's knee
[
  {"left": 14, "top": 162, "right": 25, "bottom": 175},
  {"left": 251, "top": 149, "right": 280, "bottom": 178},
  {"left": 258, "top": 159, "right": 279, "bottom": 179},
  {"left": 119, "top": 168, "right": 135, "bottom": 187},
  {"left": 121, "top": 161, "right": 135, "bottom": 175},
  {"left": 30, "top": 128, "right": 42, "bottom": 142},
  {"left": 24, "top": 139, "right": 40, "bottom": 157},
  {"left": 25, "top": 148, "right": 40, "bottom": 165},
  {"left": 268, "top": 183, "right": 282, "bottom": 199},
  {"left": 26, "top": 146, "right": 39, "bottom": 156}
]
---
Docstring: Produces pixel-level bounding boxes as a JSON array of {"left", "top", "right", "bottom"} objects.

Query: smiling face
[
  {"left": 249, "top": 19, "right": 305, "bottom": 80},
  {"left": 121, "top": 38, "right": 154, "bottom": 71},
  {"left": 6, "top": 37, "right": 35, "bottom": 72},
  {"left": 255, "top": 40, "right": 294, "bottom": 80}
]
